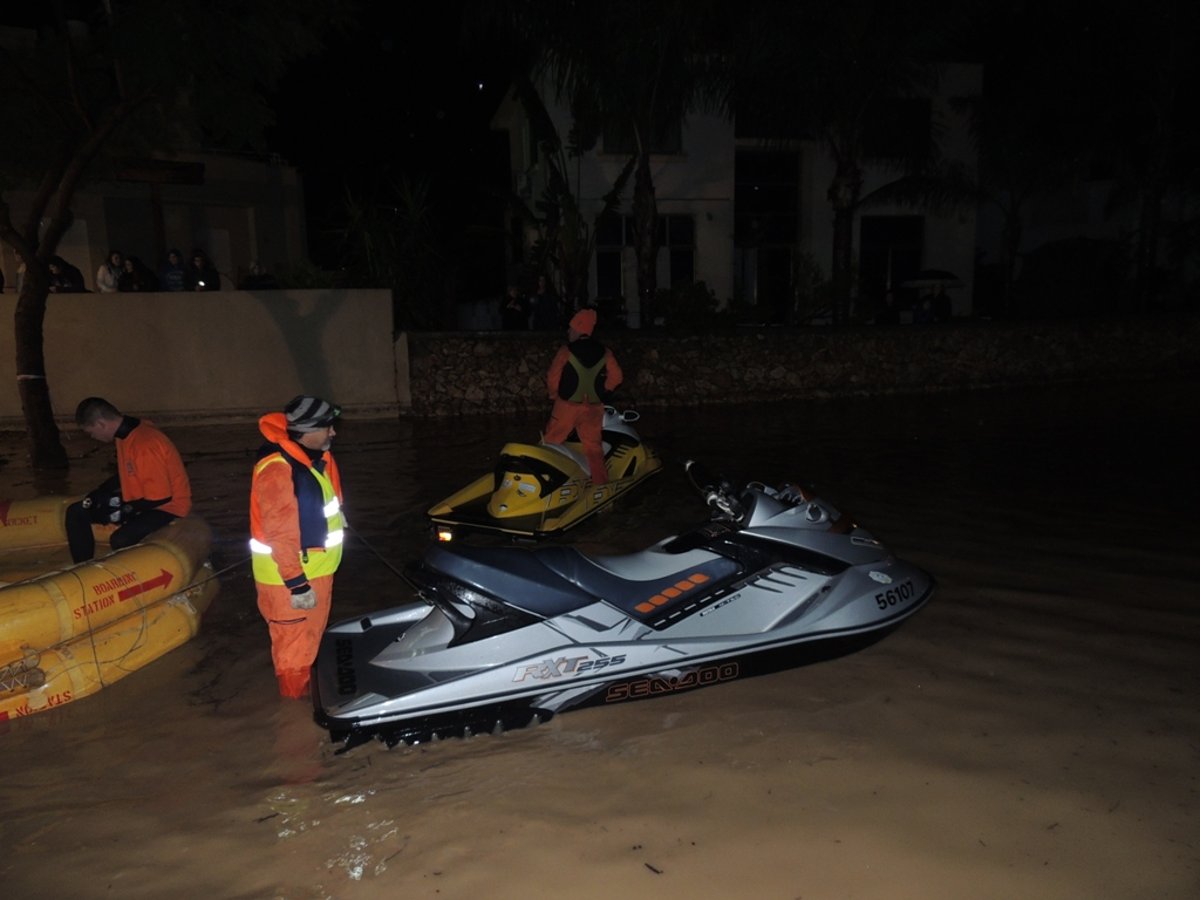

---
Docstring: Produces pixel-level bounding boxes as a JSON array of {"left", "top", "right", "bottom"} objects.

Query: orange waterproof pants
[
  {"left": 255, "top": 575, "right": 334, "bottom": 698},
  {"left": 544, "top": 399, "right": 608, "bottom": 484}
]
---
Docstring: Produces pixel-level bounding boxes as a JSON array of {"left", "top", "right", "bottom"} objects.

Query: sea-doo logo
[
  {"left": 512, "top": 654, "right": 626, "bottom": 682},
  {"left": 335, "top": 638, "right": 357, "bottom": 695},
  {"left": 868, "top": 571, "right": 893, "bottom": 585},
  {"left": 604, "top": 662, "right": 740, "bottom": 702}
]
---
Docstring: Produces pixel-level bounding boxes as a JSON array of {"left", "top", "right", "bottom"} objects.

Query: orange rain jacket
[
  {"left": 544, "top": 337, "right": 624, "bottom": 484},
  {"left": 115, "top": 418, "right": 192, "bottom": 517},
  {"left": 249, "top": 412, "right": 344, "bottom": 590}
]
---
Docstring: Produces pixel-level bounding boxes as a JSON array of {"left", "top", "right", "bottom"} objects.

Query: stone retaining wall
[{"left": 405, "top": 316, "right": 1200, "bottom": 416}]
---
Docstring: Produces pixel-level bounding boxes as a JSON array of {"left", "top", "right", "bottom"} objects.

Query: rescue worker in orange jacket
[
  {"left": 543, "top": 308, "right": 623, "bottom": 485},
  {"left": 66, "top": 397, "right": 192, "bottom": 563},
  {"left": 249, "top": 395, "right": 345, "bottom": 699}
]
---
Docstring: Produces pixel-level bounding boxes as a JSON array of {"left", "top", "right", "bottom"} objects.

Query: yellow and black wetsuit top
[{"left": 557, "top": 336, "right": 609, "bottom": 403}]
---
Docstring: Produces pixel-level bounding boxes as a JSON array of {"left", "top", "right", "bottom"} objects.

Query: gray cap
[{"left": 285, "top": 395, "right": 340, "bottom": 432}]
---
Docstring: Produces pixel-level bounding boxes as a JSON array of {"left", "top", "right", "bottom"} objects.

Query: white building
[{"left": 492, "top": 63, "right": 982, "bottom": 325}]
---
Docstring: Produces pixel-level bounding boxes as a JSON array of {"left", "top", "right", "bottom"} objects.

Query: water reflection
[{"left": 1, "top": 378, "right": 1197, "bottom": 898}]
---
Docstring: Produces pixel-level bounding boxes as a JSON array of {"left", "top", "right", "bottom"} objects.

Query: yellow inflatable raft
[{"left": 0, "top": 497, "right": 216, "bottom": 721}]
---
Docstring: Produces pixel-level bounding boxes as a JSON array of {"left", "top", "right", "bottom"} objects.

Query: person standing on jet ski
[
  {"left": 249, "top": 395, "right": 346, "bottom": 699},
  {"left": 543, "top": 308, "right": 623, "bottom": 485}
]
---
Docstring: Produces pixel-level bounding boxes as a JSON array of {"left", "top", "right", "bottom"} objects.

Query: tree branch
[
  {"left": 0, "top": 199, "right": 37, "bottom": 263},
  {"left": 22, "top": 145, "right": 74, "bottom": 249},
  {"left": 52, "top": 0, "right": 96, "bottom": 131},
  {"left": 40, "top": 88, "right": 155, "bottom": 253}
]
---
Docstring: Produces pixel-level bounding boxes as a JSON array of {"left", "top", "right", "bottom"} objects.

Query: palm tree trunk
[
  {"left": 1134, "top": 184, "right": 1163, "bottom": 313},
  {"left": 1001, "top": 213, "right": 1022, "bottom": 319},
  {"left": 631, "top": 151, "right": 659, "bottom": 327},
  {"left": 828, "top": 160, "right": 861, "bottom": 326}
]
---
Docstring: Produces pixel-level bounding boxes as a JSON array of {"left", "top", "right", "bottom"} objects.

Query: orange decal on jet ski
[{"left": 635, "top": 572, "right": 712, "bottom": 613}]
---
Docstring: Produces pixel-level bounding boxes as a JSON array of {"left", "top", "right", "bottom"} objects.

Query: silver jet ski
[{"left": 313, "top": 462, "right": 934, "bottom": 750}]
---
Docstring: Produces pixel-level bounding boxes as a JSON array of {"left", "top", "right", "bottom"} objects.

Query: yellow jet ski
[{"left": 428, "top": 408, "right": 662, "bottom": 540}]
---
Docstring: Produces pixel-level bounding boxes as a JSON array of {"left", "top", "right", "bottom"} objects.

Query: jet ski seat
[
  {"left": 421, "top": 544, "right": 598, "bottom": 618},
  {"left": 533, "top": 546, "right": 742, "bottom": 619},
  {"left": 540, "top": 441, "right": 592, "bottom": 472},
  {"left": 422, "top": 540, "right": 743, "bottom": 622}
]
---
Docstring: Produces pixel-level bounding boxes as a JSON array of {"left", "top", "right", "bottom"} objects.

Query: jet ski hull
[
  {"left": 314, "top": 587, "right": 930, "bottom": 750},
  {"left": 316, "top": 474, "right": 934, "bottom": 750}
]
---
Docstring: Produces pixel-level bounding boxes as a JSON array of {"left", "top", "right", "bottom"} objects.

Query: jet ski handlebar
[{"left": 684, "top": 460, "right": 747, "bottom": 523}]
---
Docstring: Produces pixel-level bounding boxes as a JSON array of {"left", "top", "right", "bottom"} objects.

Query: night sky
[{"left": 264, "top": 1, "right": 515, "bottom": 274}]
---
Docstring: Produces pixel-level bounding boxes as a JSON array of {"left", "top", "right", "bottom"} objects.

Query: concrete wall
[
  {"left": 2, "top": 292, "right": 1196, "bottom": 429},
  {"left": 0, "top": 289, "right": 399, "bottom": 425},
  {"left": 406, "top": 316, "right": 1200, "bottom": 416}
]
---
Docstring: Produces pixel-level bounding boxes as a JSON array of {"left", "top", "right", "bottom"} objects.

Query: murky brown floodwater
[{"left": 1, "top": 379, "right": 1197, "bottom": 899}]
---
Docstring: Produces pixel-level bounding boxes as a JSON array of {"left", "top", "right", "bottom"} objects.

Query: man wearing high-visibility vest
[
  {"left": 543, "top": 308, "right": 623, "bottom": 484},
  {"left": 249, "top": 395, "right": 345, "bottom": 699}
]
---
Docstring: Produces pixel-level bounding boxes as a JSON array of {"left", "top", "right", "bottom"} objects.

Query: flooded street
[{"left": 1, "top": 379, "right": 1197, "bottom": 899}]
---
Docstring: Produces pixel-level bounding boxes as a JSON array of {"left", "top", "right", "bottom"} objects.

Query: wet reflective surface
[{"left": 1, "top": 379, "right": 1197, "bottom": 898}]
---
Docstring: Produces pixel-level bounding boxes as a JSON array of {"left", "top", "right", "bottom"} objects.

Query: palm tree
[
  {"left": 1093, "top": 0, "right": 1200, "bottom": 311},
  {"left": 736, "top": 0, "right": 957, "bottom": 324},
  {"left": 483, "top": 0, "right": 731, "bottom": 323},
  {"left": 505, "top": 76, "right": 633, "bottom": 309}
]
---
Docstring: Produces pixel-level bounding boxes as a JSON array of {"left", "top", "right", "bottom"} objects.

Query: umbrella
[{"left": 901, "top": 269, "right": 963, "bottom": 289}]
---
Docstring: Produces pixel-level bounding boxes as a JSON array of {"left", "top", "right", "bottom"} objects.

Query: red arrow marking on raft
[{"left": 118, "top": 568, "right": 174, "bottom": 601}]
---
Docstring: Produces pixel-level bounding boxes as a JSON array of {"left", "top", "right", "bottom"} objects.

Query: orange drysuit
[
  {"left": 65, "top": 416, "right": 193, "bottom": 562},
  {"left": 249, "top": 413, "right": 345, "bottom": 698},
  {"left": 544, "top": 336, "right": 623, "bottom": 484}
]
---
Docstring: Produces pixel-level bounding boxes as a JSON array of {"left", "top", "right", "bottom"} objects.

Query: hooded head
[{"left": 568, "top": 308, "right": 596, "bottom": 338}]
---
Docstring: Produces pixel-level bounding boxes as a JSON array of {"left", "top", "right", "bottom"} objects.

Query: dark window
[
  {"left": 859, "top": 215, "right": 924, "bottom": 311},
  {"left": 596, "top": 213, "right": 626, "bottom": 298},
  {"left": 598, "top": 214, "right": 694, "bottom": 291},
  {"left": 669, "top": 249, "right": 693, "bottom": 286},
  {"left": 596, "top": 212, "right": 623, "bottom": 247},
  {"left": 735, "top": 149, "right": 799, "bottom": 246},
  {"left": 665, "top": 215, "right": 694, "bottom": 286},
  {"left": 596, "top": 251, "right": 622, "bottom": 297}
]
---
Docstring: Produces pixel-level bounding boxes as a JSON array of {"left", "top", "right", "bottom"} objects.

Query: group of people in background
[
  {"left": 95, "top": 247, "right": 221, "bottom": 293},
  {"left": 1, "top": 246, "right": 222, "bottom": 295}
]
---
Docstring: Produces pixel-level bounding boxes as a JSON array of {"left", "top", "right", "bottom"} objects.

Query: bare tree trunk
[{"left": 13, "top": 265, "right": 68, "bottom": 470}]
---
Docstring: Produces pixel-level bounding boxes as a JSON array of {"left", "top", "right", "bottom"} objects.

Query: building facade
[{"left": 492, "top": 63, "right": 982, "bottom": 326}]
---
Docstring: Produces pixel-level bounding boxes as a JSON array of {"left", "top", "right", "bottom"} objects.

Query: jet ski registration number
[{"left": 874, "top": 579, "right": 915, "bottom": 610}]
